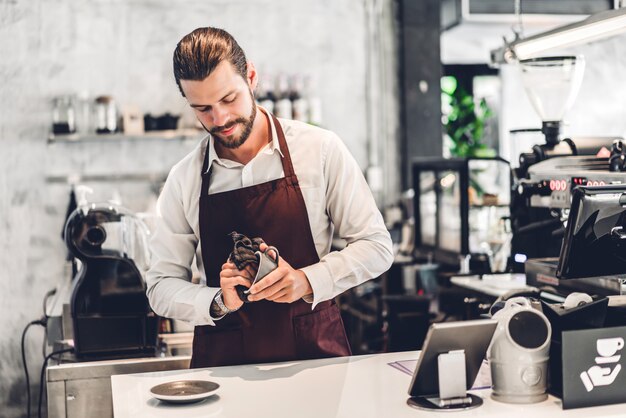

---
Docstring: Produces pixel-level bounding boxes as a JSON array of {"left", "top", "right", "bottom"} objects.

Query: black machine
[
  {"left": 64, "top": 203, "right": 158, "bottom": 358},
  {"left": 510, "top": 146, "right": 625, "bottom": 272},
  {"left": 507, "top": 54, "right": 626, "bottom": 282},
  {"left": 557, "top": 186, "right": 626, "bottom": 280},
  {"left": 521, "top": 183, "right": 626, "bottom": 298},
  {"left": 514, "top": 157, "right": 626, "bottom": 296}
]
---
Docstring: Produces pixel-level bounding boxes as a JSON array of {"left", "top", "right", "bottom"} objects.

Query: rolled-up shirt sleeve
[
  {"left": 146, "top": 172, "right": 218, "bottom": 326},
  {"left": 300, "top": 133, "right": 394, "bottom": 308}
]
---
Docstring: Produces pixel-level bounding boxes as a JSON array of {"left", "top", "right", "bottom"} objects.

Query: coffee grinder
[
  {"left": 515, "top": 55, "right": 586, "bottom": 177},
  {"left": 509, "top": 55, "right": 587, "bottom": 271}
]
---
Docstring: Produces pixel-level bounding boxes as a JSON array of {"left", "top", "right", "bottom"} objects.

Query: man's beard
[{"left": 206, "top": 89, "right": 257, "bottom": 149}]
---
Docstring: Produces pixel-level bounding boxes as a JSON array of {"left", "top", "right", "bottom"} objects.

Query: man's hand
[
  {"left": 219, "top": 262, "right": 255, "bottom": 310},
  {"left": 247, "top": 243, "right": 313, "bottom": 303}
]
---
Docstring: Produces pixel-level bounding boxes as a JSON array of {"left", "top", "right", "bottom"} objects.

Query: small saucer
[{"left": 150, "top": 380, "right": 220, "bottom": 404}]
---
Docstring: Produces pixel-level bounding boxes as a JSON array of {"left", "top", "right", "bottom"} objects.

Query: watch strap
[{"left": 212, "top": 289, "right": 240, "bottom": 316}]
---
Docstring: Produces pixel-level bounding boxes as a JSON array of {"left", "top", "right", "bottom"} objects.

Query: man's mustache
[{"left": 210, "top": 118, "right": 247, "bottom": 134}]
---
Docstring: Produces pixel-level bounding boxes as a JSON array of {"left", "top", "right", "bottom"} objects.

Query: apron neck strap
[
  {"left": 200, "top": 112, "right": 298, "bottom": 189},
  {"left": 269, "top": 113, "right": 296, "bottom": 181}
]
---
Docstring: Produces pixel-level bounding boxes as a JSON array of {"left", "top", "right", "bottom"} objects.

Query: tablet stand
[{"left": 407, "top": 350, "right": 483, "bottom": 411}]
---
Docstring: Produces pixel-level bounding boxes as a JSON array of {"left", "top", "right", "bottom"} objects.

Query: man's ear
[{"left": 247, "top": 62, "right": 258, "bottom": 91}]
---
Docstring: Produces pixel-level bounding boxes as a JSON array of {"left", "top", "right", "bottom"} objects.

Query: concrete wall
[{"left": 0, "top": 1, "right": 399, "bottom": 416}]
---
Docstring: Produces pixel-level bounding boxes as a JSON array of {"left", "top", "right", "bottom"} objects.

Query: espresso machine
[
  {"left": 512, "top": 56, "right": 599, "bottom": 269},
  {"left": 52, "top": 199, "right": 158, "bottom": 359},
  {"left": 509, "top": 55, "right": 626, "bottom": 296}
]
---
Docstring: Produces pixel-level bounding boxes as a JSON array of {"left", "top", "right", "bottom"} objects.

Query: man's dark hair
[{"left": 173, "top": 27, "right": 247, "bottom": 97}]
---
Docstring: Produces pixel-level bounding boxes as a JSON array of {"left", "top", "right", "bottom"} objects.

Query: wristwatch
[{"left": 211, "top": 289, "right": 240, "bottom": 317}]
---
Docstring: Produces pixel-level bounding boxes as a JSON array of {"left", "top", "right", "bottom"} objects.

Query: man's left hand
[{"left": 247, "top": 243, "right": 313, "bottom": 303}]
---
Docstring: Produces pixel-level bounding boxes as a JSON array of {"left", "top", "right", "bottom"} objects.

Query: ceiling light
[{"left": 491, "top": 7, "right": 626, "bottom": 64}]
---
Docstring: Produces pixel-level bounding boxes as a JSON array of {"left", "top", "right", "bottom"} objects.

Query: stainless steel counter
[{"left": 47, "top": 355, "right": 191, "bottom": 418}]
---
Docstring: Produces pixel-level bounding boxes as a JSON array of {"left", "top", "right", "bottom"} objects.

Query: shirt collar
[{"left": 204, "top": 105, "right": 284, "bottom": 174}]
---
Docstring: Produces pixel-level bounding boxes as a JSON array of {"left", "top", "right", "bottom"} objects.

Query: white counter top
[
  {"left": 111, "top": 351, "right": 626, "bottom": 417},
  {"left": 451, "top": 274, "right": 534, "bottom": 298}
]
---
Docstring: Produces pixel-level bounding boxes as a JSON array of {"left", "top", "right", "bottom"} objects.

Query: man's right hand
[{"left": 219, "top": 262, "right": 255, "bottom": 310}]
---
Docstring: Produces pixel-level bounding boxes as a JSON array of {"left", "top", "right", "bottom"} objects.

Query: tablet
[{"left": 408, "top": 319, "right": 497, "bottom": 397}]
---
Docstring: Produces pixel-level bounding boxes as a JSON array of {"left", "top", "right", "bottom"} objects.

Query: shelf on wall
[
  {"left": 44, "top": 172, "right": 169, "bottom": 184},
  {"left": 47, "top": 129, "right": 205, "bottom": 144},
  {"left": 469, "top": 203, "right": 510, "bottom": 208}
]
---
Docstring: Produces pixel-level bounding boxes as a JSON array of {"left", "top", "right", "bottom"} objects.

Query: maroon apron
[{"left": 190, "top": 113, "right": 351, "bottom": 368}]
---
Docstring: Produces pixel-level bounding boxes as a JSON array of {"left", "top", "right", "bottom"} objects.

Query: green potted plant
[{"left": 441, "top": 77, "right": 496, "bottom": 158}]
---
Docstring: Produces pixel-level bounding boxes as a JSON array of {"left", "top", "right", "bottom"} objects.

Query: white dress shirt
[{"left": 146, "top": 109, "right": 394, "bottom": 326}]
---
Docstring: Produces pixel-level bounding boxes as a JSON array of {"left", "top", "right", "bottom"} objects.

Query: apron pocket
[
  {"left": 191, "top": 326, "right": 244, "bottom": 368},
  {"left": 292, "top": 304, "right": 351, "bottom": 360}
]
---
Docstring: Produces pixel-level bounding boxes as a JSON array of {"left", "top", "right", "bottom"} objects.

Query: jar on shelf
[
  {"left": 94, "top": 95, "right": 118, "bottom": 134},
  {"left": 51, "top": 95, "right": 77, "bottom": 135}
]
